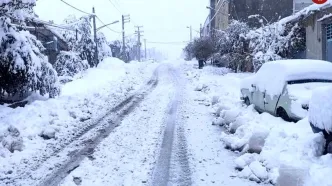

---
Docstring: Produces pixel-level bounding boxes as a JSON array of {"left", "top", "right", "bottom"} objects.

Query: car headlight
[{"left": 302, "top": 104, "right": 309, "bottom": 110}]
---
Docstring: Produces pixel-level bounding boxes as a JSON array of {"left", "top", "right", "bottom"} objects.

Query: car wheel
[
  {"left": 326, "top": 142, "right": 332, "bottom": 154},
  {"left": 244, "top": 97, "right": 250, "bottom": 106},
  {"left": 277, "top": 107, "right": 291, "bottom": 122}
]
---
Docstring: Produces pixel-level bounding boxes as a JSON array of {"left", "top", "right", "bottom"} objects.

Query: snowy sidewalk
[
  {"left": 186, "top": 61, "right": 332, "bottom": 186},
  {"left": 176, "top": 61, "right": 260, "bottom": 186}
]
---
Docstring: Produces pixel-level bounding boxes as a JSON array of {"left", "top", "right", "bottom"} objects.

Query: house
[
  {"left": 301, "top": 5, "right": 332, "bottom": 62},
  {"left": 24, "top": 21, "right": 69, "bottom": 64}
]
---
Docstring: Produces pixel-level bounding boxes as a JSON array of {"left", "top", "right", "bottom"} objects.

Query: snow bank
[
  {"left": 309, "top": 86, "right": 332, "bottom": 132},
  {"left": 241, "top": 59, "right": 332, "bottom": 96},
  {"left": 62, "top": 58, "right": 126, "bottom": 96},
  {"left": 0, "top": 57, "right": 158, "bottom": 175},
  {"left": 200, "top": 65, "right": 332, "bottom": 185}
]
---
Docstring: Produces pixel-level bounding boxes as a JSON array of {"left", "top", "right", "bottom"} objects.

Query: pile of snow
[
  {"left": 0, "top": 57, "right": 158, "bottom": 174},
  {"left": 199, "top": 65, "right": 332, "bottom": 185},
  {"left": 241, "top": 60, "right": 332, "bottom": 97},
  {"left": 309, "top": 86, "right": 332, "bottom": 132}
]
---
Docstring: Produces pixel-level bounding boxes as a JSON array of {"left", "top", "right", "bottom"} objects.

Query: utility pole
[
  {"left": 144, "top": 39, "right": 147, "bottom": 60},
  {"left": 92, "top": 7, "right": 98, "bottom": 66},
  {"left": 122, "top": 15, "right": 130, "bottom": 53},
  {"left": 135, "top": 26, "right": 143, "bottom": 62},
  {"left": 190, "top": 26, "right": 193, "bottom": 41}
]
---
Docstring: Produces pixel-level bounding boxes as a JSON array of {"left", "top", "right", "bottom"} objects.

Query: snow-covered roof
[
  {"left": 278, "top": 0, "right": 332, "bottom": 25},
  {"left": 317, "top": 13, "right": 332, "bottom": 21}
]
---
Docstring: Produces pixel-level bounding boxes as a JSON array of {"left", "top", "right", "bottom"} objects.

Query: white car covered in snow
[
  {"left": 240, "top": 59, "right": 332, "bottom": 121},
  {"left": 309, "top": 86, "right": 332, "bottom": 153}
]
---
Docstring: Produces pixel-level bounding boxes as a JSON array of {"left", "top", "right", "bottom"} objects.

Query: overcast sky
[{"left": 35, "top": 0, "right": 209, "bottom": 59}]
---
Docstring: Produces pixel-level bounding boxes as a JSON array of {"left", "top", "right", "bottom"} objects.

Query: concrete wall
[
  {"left": 305, "top": 14, "right": 323, "bottom": 60},
  {"left": 294, "top": 0, "right": 313, "bottom": 13},
  {"left": 215, "top": 0, "right": 229, "bottom": 30},
  {"left": 304, "top": 7, "right": 332, "bottom": 60}
]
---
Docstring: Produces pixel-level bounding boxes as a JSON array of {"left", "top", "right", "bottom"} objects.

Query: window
[{"left": 327, "top": 23, "right": 332, "bottom": 41}]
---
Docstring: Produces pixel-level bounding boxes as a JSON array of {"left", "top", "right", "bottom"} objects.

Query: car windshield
[{"left": 287, "top": 79, "right": 332, "bottom": 84}]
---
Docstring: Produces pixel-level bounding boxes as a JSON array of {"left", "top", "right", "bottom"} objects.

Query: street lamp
[
  {"left": 206, "top": 6, "right": 214, "bottom": 10},
  {"left": 96, "top": 20, "right": 119, "bottom": 31}
]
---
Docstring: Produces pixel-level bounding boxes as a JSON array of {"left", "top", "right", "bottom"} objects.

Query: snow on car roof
[
  {"left": 241, "top": 59, "right": 332, "bottom": 97},
  {"left": 260, "top": 59, "right": 332, "bottom": 82}
]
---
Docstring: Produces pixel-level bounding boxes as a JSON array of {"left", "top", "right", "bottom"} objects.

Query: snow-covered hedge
[{"left": 54, "top": 51, "right": 89, "bottom": 83}]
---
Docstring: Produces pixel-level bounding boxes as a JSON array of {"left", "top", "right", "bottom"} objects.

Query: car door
[
  {"left": 264, "top": 85, "right": 284, "bottom": 115},
  {"left": 251, "top": 84, "right": 265, "bottom": 112}
]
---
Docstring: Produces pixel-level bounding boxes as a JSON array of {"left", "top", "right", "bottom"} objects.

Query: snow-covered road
[{"left": 55, "top": 61, "right": 259, "bottom": 186}]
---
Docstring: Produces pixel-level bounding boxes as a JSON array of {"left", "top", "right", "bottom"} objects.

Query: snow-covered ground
[
  {"left": 190, "top": 62, "right": 332, "bottom": 186},
  {"left": 0, "top": 58, "right": 159, "bottom": 185},
  {"left": 2, "top": 58, "right": 332, "bottom": 186},
  {"left": 177, "top": 61, "right": 261, "bottom": 186}
]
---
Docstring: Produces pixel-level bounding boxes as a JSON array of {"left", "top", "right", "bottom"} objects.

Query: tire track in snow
[
  {"left": 37, "top": 73, "right": 159, "bottom": 186},
  {"left": 152, "top": 66, "right": 192, "bottom": 186},
  {"left": 4, "top": 68, "right": 159, "bottom": 186}
]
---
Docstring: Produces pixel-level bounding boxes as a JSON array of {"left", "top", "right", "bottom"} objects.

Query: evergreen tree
[{"left": 0, "top": 1, "right": 60, "bottom": 100}]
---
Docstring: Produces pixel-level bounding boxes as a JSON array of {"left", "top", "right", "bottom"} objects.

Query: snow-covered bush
[
  {"left": 214, "top": 21, "right": 251, "bottom": 72},
  {"left": 54, "top": 51, "right": 89, "bottom": 83},
  {"left": 184, "top": 37, "right": 216, "bottom": 61},
  {"left": 97, "top": 32, "right": 112, "bottom": 61},
  {"left": 0, "top": 1, "right": 60, "bottom": 100},
  {"left": 247, "top": 17, "right": 305, "bottom": 72},
  {"left": 61, "top": 15, "right": 96, "bottom": 67}
]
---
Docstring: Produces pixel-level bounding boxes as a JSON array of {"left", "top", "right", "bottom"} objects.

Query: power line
[
  {"left": 59, "top": 0, "right": 92, "bottom": 15},
  {"left": 106, "top": 0, "right": 122, "bottom": 14},
  {"left": 96, "top": 16, "right": 122, "bottom": 33}
]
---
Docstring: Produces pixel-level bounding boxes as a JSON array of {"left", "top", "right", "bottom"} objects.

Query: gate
[{"left": 327, "top": 23, "right": 332, "bottom": 62}]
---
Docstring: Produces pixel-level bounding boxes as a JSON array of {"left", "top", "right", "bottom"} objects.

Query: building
[
  {"left": 302, "top": 6, "right": 332, "bottom": 62},
  {"left": 214, "top": 0, "right": 229, "bottom": 31},
  {"left": 206, "top": 0, "right": 313, "bottom": 33}
]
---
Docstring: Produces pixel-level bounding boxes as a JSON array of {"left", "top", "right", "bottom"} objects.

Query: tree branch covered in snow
[
  {"left": 60, "top": 15, "right": 96, "bottom": 67},
  {"left": 0, "top": 0, "right": 36, "bottom": 22},
  {"left": 184, "top": 17, "right": 305, "bottom": 73}
]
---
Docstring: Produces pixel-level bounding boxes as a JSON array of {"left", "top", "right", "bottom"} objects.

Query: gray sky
[{"left": 35, "top": 0, "right": 209, "bottom": 59}]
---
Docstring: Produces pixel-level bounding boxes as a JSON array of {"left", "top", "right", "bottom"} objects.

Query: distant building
[{"left": 205, "top": 0, "right": 313, "bottom": 33}]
